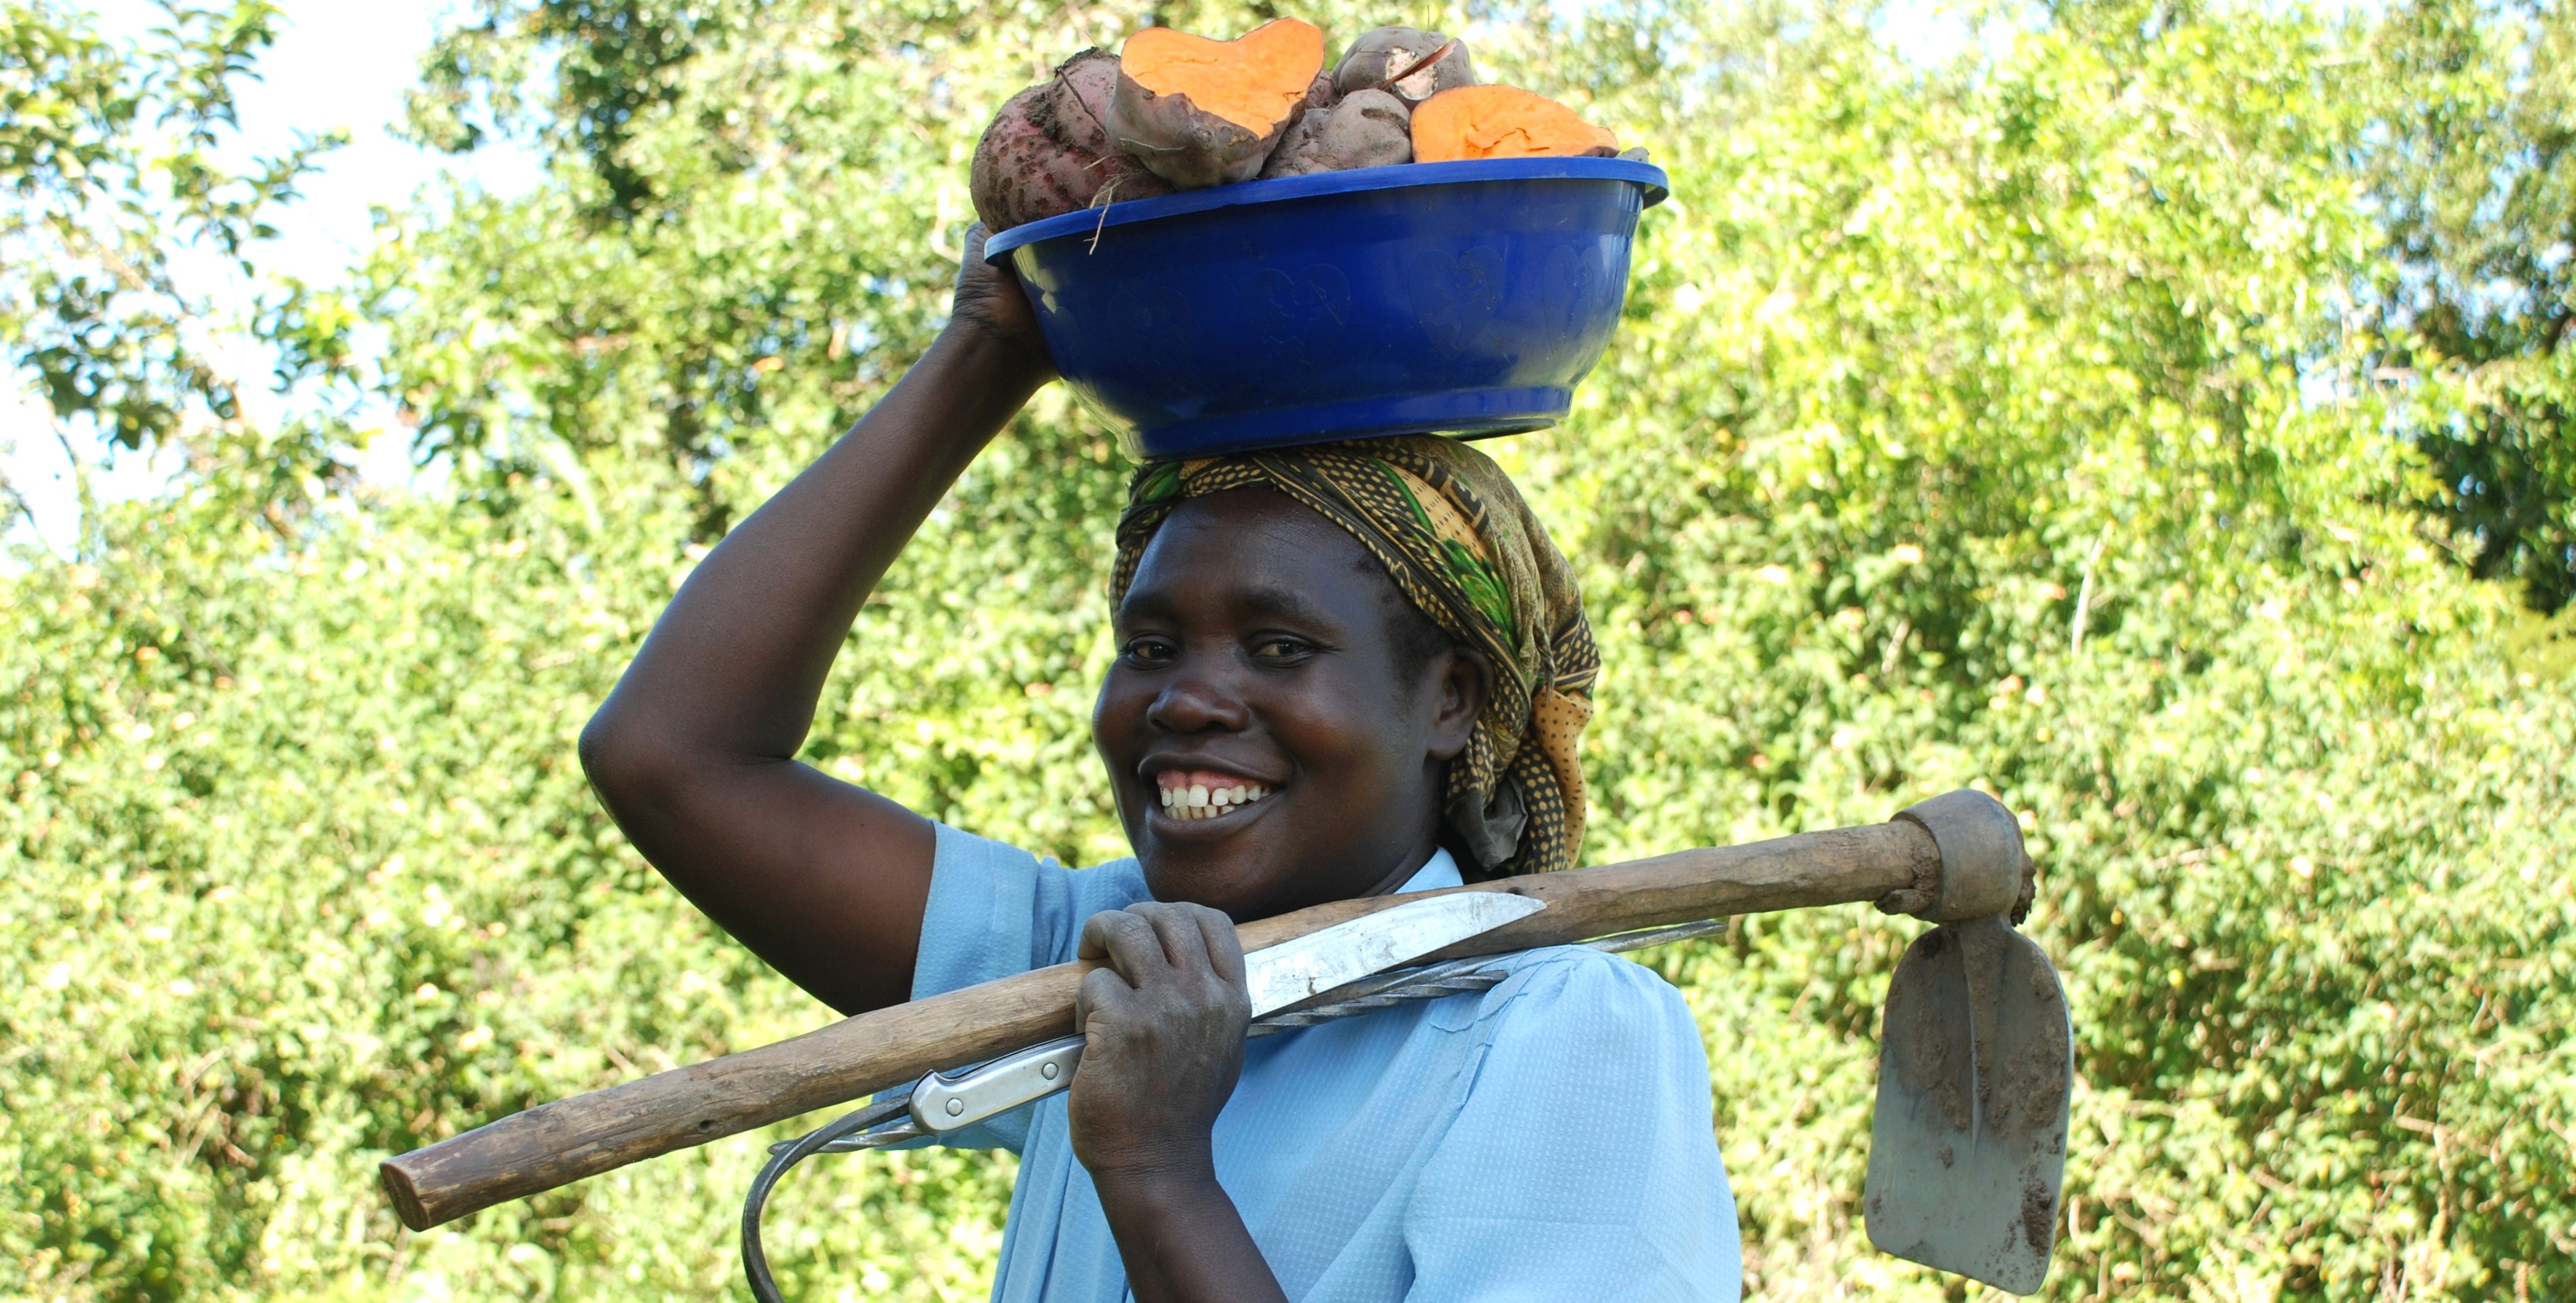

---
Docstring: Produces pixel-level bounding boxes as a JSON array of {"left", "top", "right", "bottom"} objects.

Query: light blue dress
[{"left": 911, "top": 823, "right": 1744, "bottom": 1302}]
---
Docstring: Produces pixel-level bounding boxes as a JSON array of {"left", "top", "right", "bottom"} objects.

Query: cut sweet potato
[
  {"left": 970, "top": 55, "right": 1171, "bottom": 232},
  {"left": 1110, "top": 19, "right": 1327, "bottom": 189},
  {"left": 1410, "top": 85, "right": 1617, "bottom": 162},
  {"left": 1120, "top": 19, "right": 1325, "bottom": 132},
  {"left": 1261, "top": 88, "right": 1412, "bottom": 178},
  {"left": 1332, "top": 27, "right": 1475, "bottom": 102}
]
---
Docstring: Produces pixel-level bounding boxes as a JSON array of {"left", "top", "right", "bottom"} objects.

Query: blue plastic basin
[{"left": 983, "top": 157, "right": 1669, "bottom": 461}]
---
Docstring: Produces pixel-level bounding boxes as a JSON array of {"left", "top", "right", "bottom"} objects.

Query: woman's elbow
[{"left": 577, "top": 699, "right": 679, "bottom": 815}]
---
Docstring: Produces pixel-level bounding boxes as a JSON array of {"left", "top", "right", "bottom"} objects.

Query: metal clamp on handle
[
  {"left": 910, "top": 1035, "right": 1086, "bottom": 1133},
  {"left": 1881, "top": 789, "right": 2030, "bottom": 923}
]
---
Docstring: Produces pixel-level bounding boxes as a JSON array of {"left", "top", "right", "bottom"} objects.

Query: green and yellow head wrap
[{"left": 1112, "top": 436, "right": 1598, "bottom": 877}]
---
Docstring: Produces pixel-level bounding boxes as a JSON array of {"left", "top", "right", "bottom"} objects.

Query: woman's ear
[{"left": 1424, "top": 646, "right": 1492, "bottom": 762}]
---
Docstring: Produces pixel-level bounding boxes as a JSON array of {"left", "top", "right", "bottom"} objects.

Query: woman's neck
[{"left": 1356, "top": 843, "right": 1449, "bottom": 897}]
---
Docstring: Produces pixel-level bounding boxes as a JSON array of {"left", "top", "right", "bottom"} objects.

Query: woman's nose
[{"left": 1146, "top": 669, "right": 1250, "bottom": 733}]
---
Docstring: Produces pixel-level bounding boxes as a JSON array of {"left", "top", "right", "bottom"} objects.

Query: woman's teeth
[{"left": 1156, "top": 775, "right": 1271, "bottom": 821}]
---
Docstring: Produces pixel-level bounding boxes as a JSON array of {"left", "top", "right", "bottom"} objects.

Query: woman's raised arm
[{"left": 579, "top": 227, "right": 1053, "bottom": 1016}]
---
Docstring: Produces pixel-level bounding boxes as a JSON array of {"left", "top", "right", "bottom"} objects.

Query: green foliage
[
  {"left": 2364, "top": 0, "right": 2576, "bottom": 612},
  {"left": 5, "top": 0, "right": 2574, "bottom": 1300},
  {"left": 2, "top": 474, "right": 1018, "bottom": 1299},
  {"left": 0, "top": 0, "right": 356, "bottom": 481}
]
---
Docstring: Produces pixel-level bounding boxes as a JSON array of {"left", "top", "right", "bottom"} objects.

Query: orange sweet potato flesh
[
  {"left": 1120, "top": 19, "right": 1325, "bottom": 134},
  {"left": 1410, "top": 85, "right": 1617, "bottom": 162}
]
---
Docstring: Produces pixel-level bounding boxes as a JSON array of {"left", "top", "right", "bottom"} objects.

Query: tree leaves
[
  {"left": 1, "top": 1, "right": 355, "bottom": 469},
  {"left": 5, "top": 0, "right": 2574, "bottom": 1299}
]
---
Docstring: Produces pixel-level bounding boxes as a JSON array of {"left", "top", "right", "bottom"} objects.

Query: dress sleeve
[
  {"left": 1402, "top": 951, "right": 1744, "bottom": 1303},
  {"left": 902, "top": 823, "right": 1147, "bottom": 1153}
]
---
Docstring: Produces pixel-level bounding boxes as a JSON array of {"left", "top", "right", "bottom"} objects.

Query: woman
[{"left": 579, "top": 228, "right": 1742, "bottom": 1302}]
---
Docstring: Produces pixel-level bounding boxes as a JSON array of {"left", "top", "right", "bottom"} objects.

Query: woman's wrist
[
  {"left": 1089, "top": 1149, "right": 1287, "bottom": 1303},
  {"left": 1082, "top": 1141, "right": 1221, "bottom": 1200},
  {"left": 1089, "top": 1163, "right": 1228, "bottom": 1236},
  {"left": 932, "top": 313, "right": 1054, "bottom": 393}
]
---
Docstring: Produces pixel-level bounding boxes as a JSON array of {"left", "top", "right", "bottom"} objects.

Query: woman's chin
[{"left": 1135, "top": 813, "right": 1297, "bottom": 915}]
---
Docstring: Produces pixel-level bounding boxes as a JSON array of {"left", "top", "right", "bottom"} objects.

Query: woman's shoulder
[
  {"left": 931, "top": 822, "right": 1146, "bottom": 894},
  {"left": 930, "top": 820, "right": 1149, "bottom": 930},
  {"left": 915, "top": 823, "right": 1148, "bottom": 994},
  {"left": 1431, "top": 944, "right": 1696, "bottom": 1041}
]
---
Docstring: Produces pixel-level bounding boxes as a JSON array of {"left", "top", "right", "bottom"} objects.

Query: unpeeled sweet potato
[
  {"left": 1110, "top": 18, "right": 1327, "bottom": 189},
  {"left": 970, "top": 50, "right": 1172, "bottom": 232},
  {"left": 1260, "top": 87, "right": 1412, "bottom": 178},
  {"left": 970, "top": 85, "right": 1095, "bottom": 231},
  {"left": 1041, "top": 47, "right": 1174, "bottom": 207},
  {"left": 1410, "top": 84, "right": 1617, "bottom": 162},
  {"left": 1331, "top": 26, "right": 1474, "bottom": 102}
]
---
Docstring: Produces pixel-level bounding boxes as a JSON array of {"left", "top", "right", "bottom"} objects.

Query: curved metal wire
[{"left": 740, "top": 1091, "right": 915, "bottom": 1303}]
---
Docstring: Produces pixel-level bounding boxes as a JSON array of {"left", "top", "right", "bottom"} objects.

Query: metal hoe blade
[{"left": 1864, "top": 914, "right": 2073, "bottom": 1295}]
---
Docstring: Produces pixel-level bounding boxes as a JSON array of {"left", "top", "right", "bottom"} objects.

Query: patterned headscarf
[{"left": 1112, "top": 437, "right": 1598, "bottom": 876}]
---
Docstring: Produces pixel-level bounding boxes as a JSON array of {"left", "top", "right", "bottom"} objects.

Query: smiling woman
[
  {"left": 575, "top": 226, "right": 1741, "bottom": 1303},
  {"left": 1094, "top": 488, "right": 1479, "bottom": 920}
]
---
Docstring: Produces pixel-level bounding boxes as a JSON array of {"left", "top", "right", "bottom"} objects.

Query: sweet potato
[
  {"left": 1299, "top": 71, "right": 1343, "bottom": 120},
  {"left": 1110, "top": 18, "right": 1327, "bottom": 189},
  {"left": 1044, "top": 48, "right": 1122, "bottom": 154},
  {"left": 969, "top": 55, "right": 1171, "bottom": 232},
  {"left": 971, "top": 86, "right": 1096, "bottom": 231},
  {"left": 1410, "top": 84, "right": 1617, "bottom": 162},
  {"left": 1332, "top": 26, "right": 1475, "bottom": 102},
  {"left": 1039, "top": 47, "right": 1174, "bottom": 206},
  {"left": 1260, "top": 87, "right": 1412, "bottom": 178}
]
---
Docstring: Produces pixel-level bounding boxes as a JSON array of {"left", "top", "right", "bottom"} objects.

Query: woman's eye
[
  {"left": 1252, "top": 637, "right": 1315, "bottom": 661},
  {"left": 1122, "top": 638, "right": 1177, "bottom": 665}
]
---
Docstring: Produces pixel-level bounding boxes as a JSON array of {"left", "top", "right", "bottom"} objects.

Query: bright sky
[{"left": 2, "top": 0, "right": 542, "bottom": 554}]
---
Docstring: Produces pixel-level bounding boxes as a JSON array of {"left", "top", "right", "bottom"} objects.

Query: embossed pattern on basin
[{"left": 981, "top": 158, "right": 1671, "bottom": 461}]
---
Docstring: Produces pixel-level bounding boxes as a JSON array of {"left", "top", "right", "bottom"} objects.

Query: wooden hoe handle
[{"left": 383, "top": 801, "right": 1996, "bottom": 1230}]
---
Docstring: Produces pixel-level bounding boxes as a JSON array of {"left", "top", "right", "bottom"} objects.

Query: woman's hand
[
  {"left": 945, "top": 222, "right": 1054, "bottom": 384},
  {"left": 1068, "top": 904, "right": 1284, "bottom": 1302},
  {"left": 1068, "top": 902, "right": 1252, "bottom": 1181}
]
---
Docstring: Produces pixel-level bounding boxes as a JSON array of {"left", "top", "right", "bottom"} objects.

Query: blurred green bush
[{"left": 5, "top": 0, "right": 2571, "bottom": 1299}]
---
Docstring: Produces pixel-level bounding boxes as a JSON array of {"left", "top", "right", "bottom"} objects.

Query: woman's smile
[{"left": 1153, "top": 768, "right": 1277, "bottom": 823}]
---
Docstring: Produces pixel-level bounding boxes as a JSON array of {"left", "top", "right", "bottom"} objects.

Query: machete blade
[{"left": 1243, "top": 891, "right": 1545, "bottom": 1017}]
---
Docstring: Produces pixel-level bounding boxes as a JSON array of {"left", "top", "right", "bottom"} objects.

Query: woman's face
[{"left": 1094, "top": 488, "right": 1488, "bottom": 920}]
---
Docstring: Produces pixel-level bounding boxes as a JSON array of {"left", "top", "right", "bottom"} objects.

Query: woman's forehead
[{"left": 1121, "top": 488, "right": 1390, "bottom": 620}]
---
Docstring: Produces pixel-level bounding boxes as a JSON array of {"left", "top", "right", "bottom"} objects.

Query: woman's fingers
[
  {"left": 945, "top": 221, "right": 1052, "bottom": 379},
  {"left": 1136, "top": 902, "right": 1222, "bottom": 976},
  {"left": 1078, "top": 907, "right": 1168, "bottom": 980},
  {"left": 1189, "top": 904, "right": 1248, "bottom": 988},
  {"left": 1074, "top": 964, "right": 1134, "bottom": 1032},
  {"left": 1085, "top": 902, "right": 1241, "bottom": 980},
  {"left": 954, "top": 222, "right": 1003, "bottom": 297},
  {"left": 1076, "top": 903, "right": 1247, "bottom": 1054}
]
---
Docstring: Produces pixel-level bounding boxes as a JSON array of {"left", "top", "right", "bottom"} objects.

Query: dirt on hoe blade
[{"left": 1863, "top": 914, "right": 2074, "bottom": 1296}]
